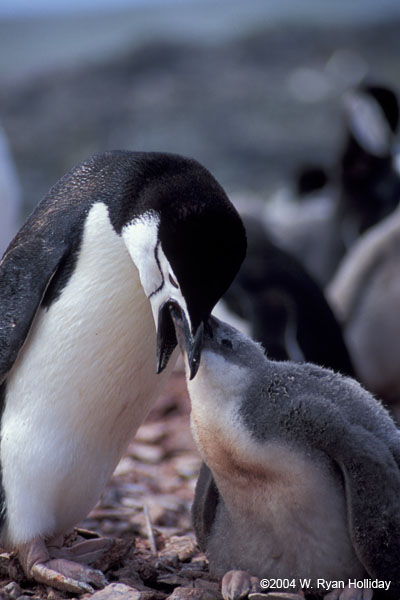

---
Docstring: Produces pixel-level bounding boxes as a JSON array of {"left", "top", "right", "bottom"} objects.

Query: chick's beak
[{"left": 163, "top": 302, "right": 204, "bottom": 380}]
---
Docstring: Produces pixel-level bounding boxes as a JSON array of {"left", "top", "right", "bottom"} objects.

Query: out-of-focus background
[
  {"left": 2, "top": 4, "right": 400, "bottom": 597},
  {"left": 1, "top": 0, "right": 400, "bottom": 229}
]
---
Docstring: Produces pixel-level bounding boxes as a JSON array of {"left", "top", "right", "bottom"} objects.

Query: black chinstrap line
[{"left": 149, "top": 240, "right": 165, "bottom": 300}]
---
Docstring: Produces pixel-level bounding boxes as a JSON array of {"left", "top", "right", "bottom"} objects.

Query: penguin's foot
[
  {"left": 325, "top": 585, "right": 373, "bottom": 600},
  {"left": 19, "top": 537, "right": 108, "bottom": 594},
  {"left": 221, "top": 570, "right": 259, "bottom": 600}
]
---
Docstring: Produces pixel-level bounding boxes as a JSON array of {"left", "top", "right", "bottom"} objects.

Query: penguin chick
[
  {"left": 0, "top": 151, "right": 246, "bottom": 593},
  {"left": 171, "top": 312, "right": 400, "bottom": 600}
]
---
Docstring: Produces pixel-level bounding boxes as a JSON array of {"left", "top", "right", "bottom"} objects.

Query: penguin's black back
[{"left": 223, "top": 217, "right": 355, "bottom": 376}]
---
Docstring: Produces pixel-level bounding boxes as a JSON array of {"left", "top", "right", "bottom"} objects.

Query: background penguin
[
  {"left": 295, "top": 164, "right": 330, "bottom": 197},
  {"left": 327, "top": 203, "right": 400, "bottom": 422},
  {"left": 263, "top": 165, "right": 341, "bottom": 287},
  {"left": 263, "top": 82, "right": 400, "bottom": 286},
  {"left": 0, "top": 150, "right": 246, "bottom": 593},
  {"left": 220, "top": 216, "right": 355, "bottom": 377},
  {"left": 170, "top": 314, "right": 400, "bottom": 600},
  {"left": 337, "top": 83, "right": 400, "bottom": 240}
]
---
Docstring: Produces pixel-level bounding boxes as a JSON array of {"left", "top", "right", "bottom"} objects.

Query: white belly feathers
[{"left": 1, "top": 202, "right": 175, "bottom": 545}]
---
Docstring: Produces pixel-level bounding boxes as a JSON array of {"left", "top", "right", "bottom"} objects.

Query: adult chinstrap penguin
[
  {"left": 0, "top": 150, "right": 246, "bottom": 593},
  {"left": 170, "top": 312, "right": 400, "bottom": 600}
]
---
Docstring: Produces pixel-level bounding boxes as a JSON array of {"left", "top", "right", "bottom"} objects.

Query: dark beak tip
[
  {"left": 187, "top": 321, "right": 204, "bottom": 380},
  {"left": 156, "top": 302, "right": 178, "bottom": 374},
  {"left": 163, "top": 303, "right": 205, "bottom": 380},
  {"left": 189, "top": 359, "right": 199, "bottom": 380}
]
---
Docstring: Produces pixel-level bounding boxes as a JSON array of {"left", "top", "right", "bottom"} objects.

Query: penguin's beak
[
  {"left": 156, "top": 301, "right": 178, "bottom": 375},
  {"left": 157, "top": 301, "right": 204, "bottom": 380}
]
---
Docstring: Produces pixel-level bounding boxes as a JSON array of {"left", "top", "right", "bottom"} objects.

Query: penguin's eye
[
  {"left": 169, "top": 274, "right": 179, "bottom": 289},
  {"left": 222, "top": 338, "right": 233, "bottom": 349}
]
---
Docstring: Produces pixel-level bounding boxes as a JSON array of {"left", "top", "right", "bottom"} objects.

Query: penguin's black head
[
  {"left": 119, "top": 152, "right": 247, "bottom": 379},
  {"left": 339, "top": 84, "right": 400, "bottom": 233},
  {"left": 364, "top": 84, "right": 399, "bottom": 133},
  {"left": 342, "top": 83, "right": 399, "bottom": 159}
]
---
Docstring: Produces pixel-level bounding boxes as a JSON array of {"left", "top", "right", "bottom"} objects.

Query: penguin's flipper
[
  {"left": 335, "top": 426, "right": 400, "bottom": 596},
  {"left": 300, "top": 399, "right": 400, "bottom": 595},
  {"left": 191, "top": 461, "right": 220, "bottom": 552},
  {"left": 0, "top": 228, "right": 69, "bottom": 383}
]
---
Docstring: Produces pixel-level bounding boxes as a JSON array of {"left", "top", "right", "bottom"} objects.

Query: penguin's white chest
[{"left": 1, "top": 203, "right": 175, "bottom": 546}]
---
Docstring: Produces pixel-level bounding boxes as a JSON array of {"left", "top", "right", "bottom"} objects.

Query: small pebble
[
  {"left": 157, "top": 573, "right": 188, "bottom": 587},
  {"left": 91, "top": 583, "right": 141, "bottom": 599},
  {"left": 174, "top": 456, "right": 202, "bottom": 479},
  {"left": 129, "top": 443, "right": 165, "bottom": 465},
  {"left": 160, "top": 536, "right": 197, "bottom": 563},
  {"left": 114, "top": 457, "right": 138, "bottom": 476},
  {"left": 135, "top": 422, "right": 166, "bottom": 444},
  {"left": 4, "top": 582, "right": 22, "bottom": 600},
  {"left": 0, "top": 553, "right": 12, "bottom": 578},
  {"left": 166, "top": 587, "right": 215, "bottom": 600}
]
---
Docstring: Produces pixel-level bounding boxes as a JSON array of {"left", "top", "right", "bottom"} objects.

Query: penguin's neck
[{"left": 187, "top": 351, "right": 263, "bottom": 492}]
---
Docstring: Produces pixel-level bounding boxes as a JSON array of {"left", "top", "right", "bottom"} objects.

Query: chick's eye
[
  {"left": 222, "top": 338, "right": 233, "bottom": 349},
  {"left": 169, "top": 273, "right": 179, "bottom": 288}
]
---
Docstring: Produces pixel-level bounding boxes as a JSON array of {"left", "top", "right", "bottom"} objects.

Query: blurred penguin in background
[
  {"left": 218, "top": 216, "right": 355, "bottom": 377},
  {"left": 337, "top": 83, "right": 400, "bottom": 241},
  {"left": 263, "top": 162, "right": 341, "bottom": 287},
  {"left": 0, "top": 127, "right": 21, "bottom": 256},
  {"left": 327, "top": 202, "right": 400, "bottom": 422},
  {"left": 325, "top": 84, "right": 400, "bottom": 420},
  {"left": 264, "top": 82, "right": 400, "bottom": 286}
]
